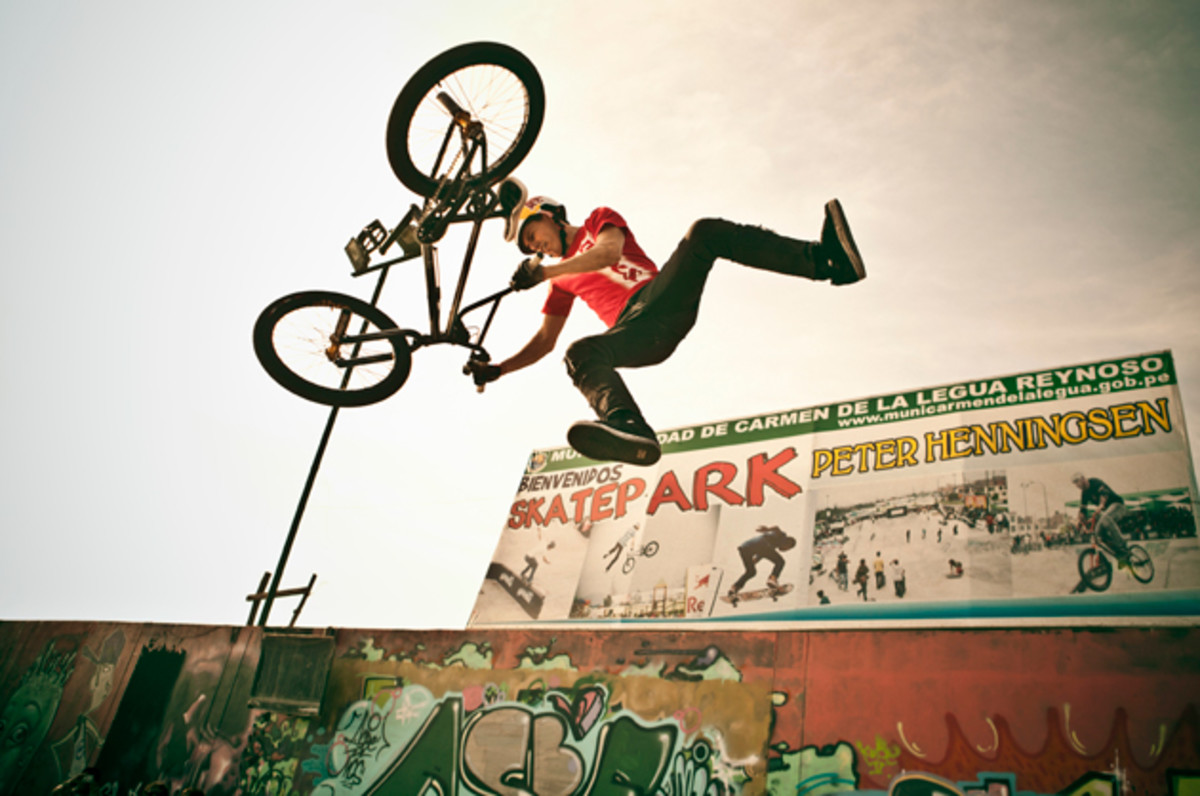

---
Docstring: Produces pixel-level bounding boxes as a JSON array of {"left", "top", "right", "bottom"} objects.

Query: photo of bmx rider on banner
[{"left": 807, "top": 459, "right": 1197, "bottom": 610}]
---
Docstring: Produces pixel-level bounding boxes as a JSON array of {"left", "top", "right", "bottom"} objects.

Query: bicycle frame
[{"left": 339, "top": 102, "right": 517, "bottom": 367}]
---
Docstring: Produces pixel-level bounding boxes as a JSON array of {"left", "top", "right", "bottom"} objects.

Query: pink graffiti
[{"left": 673, "top": 707, "right": 703, "bottom": 735}]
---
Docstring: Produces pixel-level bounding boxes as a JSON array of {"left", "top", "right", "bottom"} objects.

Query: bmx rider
[
  {"left": 1072, "top": 472, "right": 1133, "bottom": 565},
  {"left": 468, "top": 179, "right": 866, "bottom": 464}
]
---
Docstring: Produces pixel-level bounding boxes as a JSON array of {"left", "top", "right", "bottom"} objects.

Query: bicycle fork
[{"left": 324, "top": 309, "right": 403, "bottom": 370}]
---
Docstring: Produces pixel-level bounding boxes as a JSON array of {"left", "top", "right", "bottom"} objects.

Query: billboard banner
[{"left": 468, "top": 351, "right": 1200, "bottom": 625}]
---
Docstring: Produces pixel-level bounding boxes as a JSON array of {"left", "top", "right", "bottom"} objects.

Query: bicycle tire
[
  {"left": 1077, "top": 548, "right": 1112, "bottom": 592},
  {"left": 253, "top": 290, "right": 412, "bottom": 407},
  {"left": 643, "top": 540, "right": 659, "bottom": 558},
  {"left": 1127, "top": 544, "right": 1155, "bottom": 584},
  {"left": 622, "top": 557, "right": 635, "bottom": 575},
  {"left": 386, "top": 42, "right": 544, "bottom": 196}
]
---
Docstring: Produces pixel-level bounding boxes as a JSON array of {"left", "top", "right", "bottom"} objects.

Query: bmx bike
[
  {"left": 621, "top": 541, "right": 660, "bottom": 575},
  {"left": 253, "top": 42, "right": 545, "bottom": 407},
  {"left": 1076, "top": 513, "right": 1154, "bottom": 592}
]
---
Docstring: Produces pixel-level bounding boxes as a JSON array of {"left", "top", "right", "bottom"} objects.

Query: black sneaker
[
  {"left": 820, "top": 199, "right": 866, "bottom": 285},
  {"left": 567, "top": 413, "right": 661, "bottom": 465}
]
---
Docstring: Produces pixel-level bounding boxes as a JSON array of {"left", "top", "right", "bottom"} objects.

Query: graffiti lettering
[
  {"left": 313, "top": 686, "right": 692, "bottom": 796},
  {"left": 463, "top": 710, "right": 583, "bottom": 795},
  {"left": 583, "top": 716, "right": 677, "bottom": 795},
  {"left": 854, "top": 735, "right": 901, "bottom": 777}
]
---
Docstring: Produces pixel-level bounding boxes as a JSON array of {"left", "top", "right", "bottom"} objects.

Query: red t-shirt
[{"left": 541, "top": 207, "right": 657, "bottom": 327}]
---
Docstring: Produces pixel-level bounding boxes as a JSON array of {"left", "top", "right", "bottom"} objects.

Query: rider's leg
[
  {"left": 637, "top": 218, "right": 822, "bottom": 319},
  {"left": 767, "top": 553, "right": 785, "bottom": 588},
  {"left": 563, "top": 312, "right": 679, "bottom": 464},
  {"left": 567, "top": 212, "right": 858, "bottom": 406},
  {"left": 1098, "top": 505, "right": 1131, "bottom": 559},
  {"left": 641, "top": 210, "right": 863, "bottom": 314},
  {"left": 730, "top": 549, "right": 758, "bottom": 594},
  {"left": 562, "top": 208, "right": 864, "bottom": 463},
  {"left": 565, "top": 317, "right": 676, "bottom": 421}
]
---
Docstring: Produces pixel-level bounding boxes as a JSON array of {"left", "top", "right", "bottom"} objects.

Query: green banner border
[{"left": 526, "top": 351, "right": 1177, "bottom": 473}]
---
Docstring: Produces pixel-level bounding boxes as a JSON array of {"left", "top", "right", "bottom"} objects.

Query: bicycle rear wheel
[
  {"left": 386, "top": 42, "right": 544, "bottom": 196},
  {"left": 1077, "top": 548, "right": 1112, "bottom": 592},
  {"left": 1127, "top": 544, "right": 1155, "bottom": 584},
  {"left": 253, "top": 291, "right": 412, "bottom": 407}
]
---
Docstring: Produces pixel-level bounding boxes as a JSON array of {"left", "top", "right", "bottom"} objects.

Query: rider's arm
[
  {"left": 542, "top": 225, "right": 625, "bottom": 279},
  {"left": 498, "top": 313, "right": 568, "bottom": 375}
]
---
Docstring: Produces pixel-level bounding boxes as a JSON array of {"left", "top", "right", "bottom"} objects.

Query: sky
[{"left": 2, "top": 1, "right": 1198, "bottom": 630}]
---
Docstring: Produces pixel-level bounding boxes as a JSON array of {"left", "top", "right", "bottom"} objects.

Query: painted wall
[{"left": 1, "top": 621, "right": 1197, "bottom": 795}]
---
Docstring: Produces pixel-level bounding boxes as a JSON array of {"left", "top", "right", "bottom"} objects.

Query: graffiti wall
[{"left": 1, "top": 620, "right": 1197, "bottom": 794}]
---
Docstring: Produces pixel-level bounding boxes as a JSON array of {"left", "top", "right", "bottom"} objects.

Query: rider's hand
[
  {"left": 466, "top": 359, "right": 501, "bottom": 386},
  {"left": 510, "top": 256, "right": 545, "bottom": 291}
]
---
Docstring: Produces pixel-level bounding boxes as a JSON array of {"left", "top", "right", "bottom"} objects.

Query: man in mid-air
[{"left": 469, "top": 179, "right": 866, "bottom": 464}]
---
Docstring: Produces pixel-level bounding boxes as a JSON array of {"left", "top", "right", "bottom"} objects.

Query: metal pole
[
  {"left": 258, "top": 406, "right": 340, "bottom": 627},
  {"left": 246, "top": 571, "right": 271, "bottom": 626},
  {"left": 258, "top": 266, "right": 392, "bottom": 627}
]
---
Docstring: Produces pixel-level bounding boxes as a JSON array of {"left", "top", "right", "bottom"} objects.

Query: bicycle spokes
[
  {"left": 411, "top": 66, "right": 529, "bottom": 180},
  {"left": 275, "top": 304, "right": 398, "bottom": 391},
  {"left": 1077, "top": 547, "right": 1113, "bottom": 592},
  {"left": 1127, "top": 545, "right": 1155, "bottom": 583}
]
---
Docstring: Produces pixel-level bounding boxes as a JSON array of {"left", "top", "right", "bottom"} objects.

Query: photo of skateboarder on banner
[{"left": 722, "top": 525, "right": 797, "bottom": 608}]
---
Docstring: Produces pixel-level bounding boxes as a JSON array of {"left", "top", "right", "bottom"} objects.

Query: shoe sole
[
  {"left": 825, "top": 199, "right": 866, "bottom": 283},
  {"left": 568, "top": 421, "right": 661, "bottom": 465}
]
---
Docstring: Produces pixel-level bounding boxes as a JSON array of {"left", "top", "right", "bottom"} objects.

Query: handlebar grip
[{"left": 437, "top": 91, "right": 468, "bottom": 120}]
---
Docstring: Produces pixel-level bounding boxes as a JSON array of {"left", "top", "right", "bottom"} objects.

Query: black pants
[
  {"left": 1097, "top": 505, "right": 1131, "bottom": 558},
  {"left": 564, "top": 218, "right": 822, "bottom": 421},
  {"left": 520, "top": 555, "right": 537, "bottom": 582},
  {"left": 732, "top": 547, "right": 785, "bottom": 591}
]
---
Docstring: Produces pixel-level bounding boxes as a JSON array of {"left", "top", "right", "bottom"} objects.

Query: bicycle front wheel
[
  {"left": 1127, "top": 544, "right": 1155, "bottom": 584},
  {"left": 386, "top": 42, "right": 544, "bottom": 196},
  {"left": 1077, "top": 548, "right": 1112, "bottom": 592},
  {"left": 253, "top": 291, "right": 412, "bottom": 407}
]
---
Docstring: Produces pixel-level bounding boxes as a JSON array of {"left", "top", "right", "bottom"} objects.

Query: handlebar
[
  {"left": 459, "top": 284, "right": 519, "bottom": 393},
  {"left": 459, "top": 255, "right": 545, "bottom": 392}
]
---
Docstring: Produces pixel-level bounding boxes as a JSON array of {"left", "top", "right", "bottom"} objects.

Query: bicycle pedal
[
  {"left": 345, "top": 238, "right": 370, "bottom": 274},
  {"left": 360, "top": 219, "right": 388, "bottom": 251}
]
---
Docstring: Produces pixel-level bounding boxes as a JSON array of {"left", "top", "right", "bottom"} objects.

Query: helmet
[{"left": 502, "top": 179, "right": 567, "bottom": 254}]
